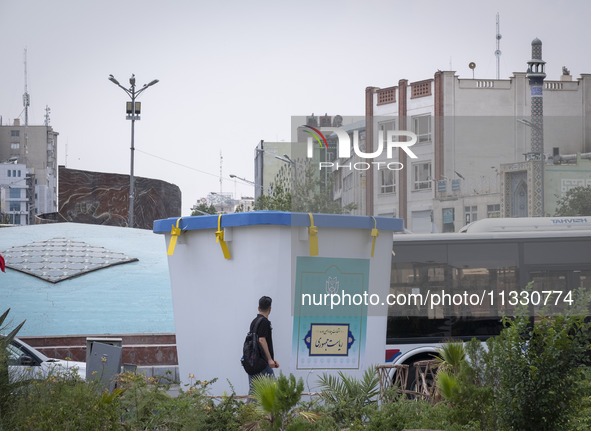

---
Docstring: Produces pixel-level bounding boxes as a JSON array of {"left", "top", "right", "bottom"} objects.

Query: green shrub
[
  {"left": 2, "top": 369, "right": 247, "bottom": 431},
  {"left": 317, "top": 366, "right": 379, "bottom": 427},
  {"left": 443, "top": 339, "right": 496, "bottom": 430},
  {"left": 117, "top": 372, "right": 248, "bottom": 431},
  {"left": 0, "top": 308, "right": 26, "bottom": 418},
  {"left": 365, "top": 398, "right": 482, "bottom": 431},
  {"left": 3, "top": 369, "right": 122, "bottom": 430},
  {"left": 435, "top": 287, "right": 591, "bottom": 431},
  {"left": 250, "top": 372, "right": 319, "bottom": 431},
  {"left": 490, "top": 311, "right": 591, "bottom": 431}
]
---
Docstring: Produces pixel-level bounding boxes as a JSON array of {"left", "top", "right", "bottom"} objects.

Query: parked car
[{"left": 5, "top": 337, "right": 86, "bottom": 381}]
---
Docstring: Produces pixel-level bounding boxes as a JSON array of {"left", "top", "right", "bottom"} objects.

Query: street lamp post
[
  {"left": 108, "top": 74, "right": 159, "bottom": 228},
  {"left": 230, "top": 174, "right": 267, "bottom": 195},
  {"left": 229, "top": 174, "right": 256, "bottom": 187}
]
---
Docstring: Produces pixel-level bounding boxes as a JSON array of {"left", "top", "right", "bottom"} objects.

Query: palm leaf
[
  {"left": 0, "top": 308, "right": 26, "bottom": 345},
  {"left": 251, "top": 375, "right": 277, "bottom": 414},
  {"left": 435, "top": 342, "right": 466, "bottom": 375},
  {"left": 0, "top": 309, "right": 10, "bottom": 328},
  {"left": 436, "top": 370, "right": 458, "bottom": 401}
]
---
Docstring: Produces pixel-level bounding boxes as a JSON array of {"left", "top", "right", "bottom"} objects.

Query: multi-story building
[
  {"left": 254, "top": 140, "right": 304, "bottom": 200},
  {"left": 0, "top": 162, "right": 30, "bottom": 224},
  {"left": 363, "top": 39, "right": 591, "bottom": 232},
  {"left": 322, "top": 119, "right": 367, "bottom": 215},
  {"left": 0, "top": 119, "right": 58, "bottom": 222},
  {"left": 255, "top": 115, "right": 368, "bottom": 213}
]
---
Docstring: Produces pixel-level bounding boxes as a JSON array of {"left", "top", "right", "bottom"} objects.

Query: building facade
[
  {"left": 0, "top": 119, "right": 58, "bottom": 222},
  {"left": 0, "top": 162, "right": 29, "bottom": 224},
  {"left": 365, "top": 41, "right": 591, "bottom": 232}
]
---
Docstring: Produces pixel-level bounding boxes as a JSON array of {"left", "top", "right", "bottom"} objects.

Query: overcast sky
[{"left": 1, "top": 0, "right": 590, "bottom": 214}]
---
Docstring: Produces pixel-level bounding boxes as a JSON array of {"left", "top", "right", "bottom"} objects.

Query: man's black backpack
[{"left": 241, "top": 315, "right": 268, "bottom": 375}]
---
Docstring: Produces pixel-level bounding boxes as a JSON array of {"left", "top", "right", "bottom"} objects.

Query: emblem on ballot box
[
  {"left": 326, "top": 276, "right": 340, "bottom": 295},
  {"left": 303, "top": 323, "right": 355, "bottom": 356}
]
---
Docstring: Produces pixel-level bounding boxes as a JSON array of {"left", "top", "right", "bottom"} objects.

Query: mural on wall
[
  {"left": 291, "top": 256, "right": 369, "bottom": 370},
  {"left": 58, "top": 167, "right": 181, "bottom": 230}
]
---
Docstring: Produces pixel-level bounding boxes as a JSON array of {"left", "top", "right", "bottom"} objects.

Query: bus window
[
  {"left": 529, "top": 270, "right": 567, "bottom": 291},
  {"left": 451, "top": 267, "right": 519, "bottom": 318},
  {"left": 578, "top": 270, "right": 591, "bottom": 289},
  {"left": 389, "top": 262, "right": 518, "bottom": 340},
  {"left": 529, "top": 269, "right": 591, "bottom": 315}
]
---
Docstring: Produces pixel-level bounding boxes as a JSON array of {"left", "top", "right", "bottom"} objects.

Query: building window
[
  {"left": 343, "top": 173, "right": 353, "bottom": 191},
  {"left": 413, "top": 162, "right": 432, "bottom": 190},
  {"left": 9, "top": 188, "right": 20, "bottom": 199},
  {"left": 442, "top": 208, "right": 455, "bottom": 232},
  {"left": 10, "top": 143, "right": 19, "bottom": 150},
  {"left": 379, "top": 120, "right": 396, "bottom": 147},
  {"left": 11, "top": 130, "right": 20, "bottom": 137},
  {"left": 9, "top": 202, "right": 20, "bottom": 212},
  {"left": 465, "top": 206, "right": 477, "bottom": 224},
  {"left": 7, "top": 170, "right": 10, "bottom": 177},
  {"left": 333, "top": 169, "right": 341, "bottom": 193},
  {"left": 380, "top": 170, "right": 395, "bottom": 194},
  {"left": 487, "top": 204, "right": 501, "bottom": 218},
  {"left": 413, "top": 115, "right": 432, "bottom": 143}
]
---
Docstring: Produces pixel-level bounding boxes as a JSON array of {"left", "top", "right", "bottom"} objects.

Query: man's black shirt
[{"left": 250, "top": 314, "right": 273, "bottom": 360}]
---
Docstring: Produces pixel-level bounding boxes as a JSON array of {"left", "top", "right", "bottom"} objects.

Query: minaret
[
  {"left": 526, "top": 38, "right": 546, "bottom": 216},
  {"left": 526, "top": 38, "right": 546, "bottom": 158}
]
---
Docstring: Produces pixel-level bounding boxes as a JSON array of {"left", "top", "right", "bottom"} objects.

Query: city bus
[{"left": 385, "top": 217, "right": 591, "bottom": 375}]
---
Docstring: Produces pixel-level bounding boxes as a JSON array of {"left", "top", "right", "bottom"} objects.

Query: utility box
[
  {"left": 154, "top": 212, "right": 403, "bottom": 396},
  {"left": 86, "top": 337, "right": 123, "bottom": 390}
]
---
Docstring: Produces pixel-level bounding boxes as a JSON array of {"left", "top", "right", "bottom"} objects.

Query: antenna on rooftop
[
  {"left": 220, "top": 151, "right": 223, "bottom": 193},
  {"left": 44, "top": 105, "right": 51, "bottom": 126},
  {"left": 495, "top": 12, "right": 502, "bottom": 80},
  {"left": 23, "top": 48, "right": 30, "bottom": 166},
  {"left": 23, "top": 48, "right": 30, "bottom": 126}
]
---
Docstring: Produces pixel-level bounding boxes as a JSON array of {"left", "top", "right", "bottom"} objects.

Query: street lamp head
[
  {"left": 146, "top": 79, "right": 159, "bottom": 87},
  {"left": 230, "top": 174, "right": 236, "bottom": 178},
  {"left": 108, "top": 75, "right": 120, "bottom": 85}
]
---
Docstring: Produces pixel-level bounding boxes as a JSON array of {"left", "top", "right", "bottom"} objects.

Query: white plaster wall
[{"left": 369, "top": 71, "right": 591, "bottom": 230}]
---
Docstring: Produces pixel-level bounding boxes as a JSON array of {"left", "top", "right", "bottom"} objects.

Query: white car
[{"left": 5, "top": 337, "right": 86, "bottom": 381}]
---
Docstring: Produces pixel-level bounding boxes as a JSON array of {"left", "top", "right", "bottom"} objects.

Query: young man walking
[{"left": 248, "top": 296, "right": 279, "bottom": 391}]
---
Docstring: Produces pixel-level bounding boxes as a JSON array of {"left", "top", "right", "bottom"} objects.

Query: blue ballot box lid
[{"left": 153, "top": 211, "right": 404, "bottom": 234}]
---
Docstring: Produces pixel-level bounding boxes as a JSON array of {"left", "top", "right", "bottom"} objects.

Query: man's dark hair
[{"left": 259, "top": 296, "right": 272, "bottom": 312}]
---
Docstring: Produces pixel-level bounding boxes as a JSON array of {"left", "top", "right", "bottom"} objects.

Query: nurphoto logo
[{"left": 305, "top": 126, "right": 419, "bottom": 171}]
